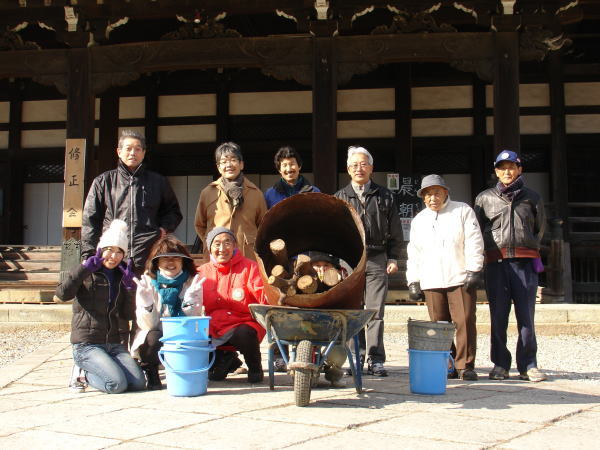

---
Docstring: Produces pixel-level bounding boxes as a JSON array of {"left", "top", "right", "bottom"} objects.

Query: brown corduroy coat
[{"left": 194, "top": 176, "right": 267, "bottom": 261}]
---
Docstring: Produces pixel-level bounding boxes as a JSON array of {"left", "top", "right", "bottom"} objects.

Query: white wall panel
[
  {"left": 526, "top": 173, "right": 549, "bottom": 201},
  {"left": 230, "top": 91, "right": 311, "bottom": 115},
  {"left": 21, "top": 129, "right": 66, "bottom": 148},
  {"left": 159, "top": 94, "right": 216, "bottom": 117},
  {"left": 520, "top": 84, "right": 549, "bottom": 107},
  {"left": 566, "top": 114, "right": 600, "bottom": 134},
  {"left": 0, "top": 102, "right": 8, "bottom": 122},
  {"left": 565, "top": 82, "right": 600, "bottom": 106},
  {"left": 338, "top": 88, "right": 394, "bottom": 112},
  {"left": 22, "top": 100, "right": 66, "bottom": 122},
  {"left": 157, "top": 124, "right": 216, "bottom": 143},
  {"left": 444, "top": 174, "right": 472, "bottom": 204},
  {"left": 23, "top": 183, "right": 63, "bottom": 245},
  {"left": 119, "top": 97, "right": 145, "bottom": 119},
  {"left": 412, "top": 86, "right": 472, "bottom": 110},
  {"left": 520, "top": 116, "right": 551, "bottom": 134},
  {"left": 48, "top": 183, "right": 63, "bottom": 245},
  {"left": 0, "top": 131, "right": 8, "bottom": 149},
  {"left": 338, "top": 119, "right": 395, "bottom": 138},
  {"left": 412, "top": 117, "right": 472, "bottom": 137}
]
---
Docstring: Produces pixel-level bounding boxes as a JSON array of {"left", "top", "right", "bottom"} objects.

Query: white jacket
[{"left": 406, "top": 198, "right": 484, "bottom": 290}]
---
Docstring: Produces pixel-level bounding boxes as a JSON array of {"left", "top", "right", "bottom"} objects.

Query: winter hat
[
  {"left": 494, "top": 150, "right": 521, "bottom": 167},
  {"left": 309, "top": 251, "right": 340, "bottom": 268},
  {"left": 205, "top": 226, "right": 236, "bottom": 250},
  {"left": 97, "top": 219, "right": 128, "bottom": 256},
  {"left": 417, "top": 174, "right": 450, "bottom": 198}
]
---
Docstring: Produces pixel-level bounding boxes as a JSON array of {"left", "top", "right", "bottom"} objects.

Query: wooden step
[
  {"left": 0, "top": 260, "right": 61, "bottom": 271},
  {"left": 0, "top": 271, "right": 60, "bottom": 282},
  {"left": 0, "top": 250, "right": 62, "bottom": 261}
]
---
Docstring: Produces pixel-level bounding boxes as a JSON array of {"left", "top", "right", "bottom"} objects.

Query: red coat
[{"left": 197, "top": 251, "right": 267, "bottom": 341}]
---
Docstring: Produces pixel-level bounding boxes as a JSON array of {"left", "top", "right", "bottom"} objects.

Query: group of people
[
  {"left": 407, "top": 150, "right": 547, "bottom": 383},
  {"left": 55, "top": 128, "right": 547, "bottom": 394}
]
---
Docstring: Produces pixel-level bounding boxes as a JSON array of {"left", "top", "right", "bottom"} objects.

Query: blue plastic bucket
[
  {"left": 408, "top": 349, "right": 451, "bottom": 395},
  {"left": 159, "top": 341, "right": 215, "bottom": 397},
  {"left": 160, "top": 316, "right": 211, "bottom": 342}
]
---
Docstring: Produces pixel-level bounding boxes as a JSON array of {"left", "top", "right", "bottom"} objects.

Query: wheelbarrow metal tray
[{"left": 250, "top": 304, "right": 376, "bottom": 343}]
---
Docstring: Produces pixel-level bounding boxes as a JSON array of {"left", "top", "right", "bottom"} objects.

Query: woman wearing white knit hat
[{"left": 55, "top": 219, "right": 146, "bottom": 394}]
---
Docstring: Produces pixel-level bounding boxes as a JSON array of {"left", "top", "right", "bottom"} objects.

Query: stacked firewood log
[{"left": 267, "top": 239, "right": 341, "bottom": 305}]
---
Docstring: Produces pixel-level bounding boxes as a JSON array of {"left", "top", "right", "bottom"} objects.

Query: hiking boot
[
  {"left": 519, "top": 367, "right": 547, "bottom": 382},
  {"left": 367, "top": 361, "right": 388, "bottom": 377},
  {"left": 489, "top": 365, "right": 509, "bottom": 380},
  {"left": 273, "top": 357, "right": 287, "bottom": 373},
  {"left": 209, "top": 351, "right": 243, "bottom": 381},
  {"left": 458, "top": 368, "right": 478, "bottom": 381},
  {"left": 144, "top": 366, "right": 163, "bottom": 390}
]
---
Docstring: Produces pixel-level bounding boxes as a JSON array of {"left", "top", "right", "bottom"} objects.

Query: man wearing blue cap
[{"left": 474, "top": 150, "right": 547, "bottom": 382}]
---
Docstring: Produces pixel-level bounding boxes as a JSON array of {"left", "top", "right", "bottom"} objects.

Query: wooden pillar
[
  {"left": 216, "top": 75, "right": 230, "bottom": 144},
  {"left": 548, "top": 50, "right": 569, "bottom": 234},
  {"left": 311, "top": 23, "right": 337, "bottom": 194},
  {"left": 472, "top": 77, "right": 488, "bottom": 195},
  {"left": 61, "top": 48, "right": 95, "bottom": 278},
  {"left": 394, "top": 64, "right": 412, "bottom": 173},
  {"left": 3, "top": 81, "right": 24, "bottom": 244},
  {"left": 144, "top": 75, "right": 158, "bottom": 157},
  {"left": 493, "top": 32, "right": 520, "bottom": 155},
  {"left": 98, "top": 94, "right": 118, "bottom": 175}
]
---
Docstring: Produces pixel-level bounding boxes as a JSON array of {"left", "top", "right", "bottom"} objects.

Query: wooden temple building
[{"left": 0, "top": 0, "right": 599, "bottom": 303}]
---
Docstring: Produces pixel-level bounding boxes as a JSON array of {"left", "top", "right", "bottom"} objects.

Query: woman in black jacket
[{"left": 55, "top": 220, "right": 146, "bottom": 394}]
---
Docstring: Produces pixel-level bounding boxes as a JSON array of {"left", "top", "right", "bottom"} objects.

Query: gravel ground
[
  {"left": 1, "top": 330, "right": 599, "bottom": 386},
  {"left": 0, "top": 329, "right": 67, "bottom": 368},
  {"left": 385, "top": 332, "right": 600, "bottom": 385}
]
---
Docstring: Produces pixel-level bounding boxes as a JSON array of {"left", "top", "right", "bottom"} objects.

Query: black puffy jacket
[
  {"left": 81, "top": 161, "right": 182, "bottom": 270},
  {"left": 55, "top": 265, "right": 134, "bottom": 345},
  {"left": 474, "top": 184, "right": 545, "bottom": 257},
  {"left": 334, "top": 182, "right": 403, "bottom": 259}
]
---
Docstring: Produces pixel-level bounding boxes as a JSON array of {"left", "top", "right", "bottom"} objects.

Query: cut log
[
  {"left": 269, "top": 239, "right": 289, "bottom": 268},
  {"left": 321, "top": 267, "right": 341, "bottom": 287},
  {"left": 268, "top": 275, "right": 290, "bottom": 290},
  {"left": 294, "top": 254, "right": 316, "bottom": 277},
  {"left": 271, "top": 264, "right": 290, "bottom": 279},
  {"left": 297, "top": 274, "right": 318, "bottom": 294}
]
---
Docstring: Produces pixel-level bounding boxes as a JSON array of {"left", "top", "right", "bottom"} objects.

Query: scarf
[
  {"left": 497, "top": 175, "right": 524, "bottom": 202},
  {"left": 151, "top": 270, "right": 189, "bottom": 317},
  {"left": 221, "top": 174, "right": 244, "bottom": 209},
  {"left": 274, "top": 175, "right": 314, "bottom": 197}
]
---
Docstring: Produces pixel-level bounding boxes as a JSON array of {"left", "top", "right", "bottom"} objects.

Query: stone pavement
[{"left": 1, "top": 334, "right": 599, "bottom": 449}]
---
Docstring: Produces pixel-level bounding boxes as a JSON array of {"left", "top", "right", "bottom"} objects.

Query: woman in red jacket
[{"left": 198, "top": 226, "right": 267, "bottom": 383}]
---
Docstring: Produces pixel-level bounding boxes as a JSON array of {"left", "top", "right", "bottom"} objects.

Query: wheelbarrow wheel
[{"left": 294, "top": 340, "right": 313, "bottom": 407}]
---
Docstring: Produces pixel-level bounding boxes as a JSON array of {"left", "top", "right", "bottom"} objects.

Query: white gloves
[
  {"left": 134, "top": 274, "right": 156, "bottom": 308},
  {"left": 182, "top": 275, "right": 206, "bottom": 316}
]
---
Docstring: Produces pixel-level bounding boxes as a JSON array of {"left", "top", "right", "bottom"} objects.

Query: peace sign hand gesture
[
  {"left": 182, "top": 275, "right": 206, "bottom": 315},
  {"left": 134, "top": 274, "right": 156, "bottom": 308}
]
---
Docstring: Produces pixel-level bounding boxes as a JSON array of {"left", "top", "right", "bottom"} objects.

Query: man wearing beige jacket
[{"left": 195, "top": 142, "right": 267, "bottom": 261}]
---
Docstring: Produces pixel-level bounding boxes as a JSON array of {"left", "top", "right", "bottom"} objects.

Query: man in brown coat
[{"left": 195, "top": 142, "right": 267, "bottom": 261}]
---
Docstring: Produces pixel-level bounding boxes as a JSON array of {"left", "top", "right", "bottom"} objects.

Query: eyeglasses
[
  {"left": 212, "top": 240, "right": 234, "bottom": 249},
  {"left": 102, "top": 247, "right": 124, "bottom": 255},
  {"left": 218, "top": 158, "right": 240, "bottom": 167},
  {"left": 349, "top": 162, "right": 370, "bottom": 170}
]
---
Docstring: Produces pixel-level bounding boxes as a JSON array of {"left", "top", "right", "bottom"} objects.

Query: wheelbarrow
[{"left": 249, "top": 304, "right": 376, "bottom": 407}]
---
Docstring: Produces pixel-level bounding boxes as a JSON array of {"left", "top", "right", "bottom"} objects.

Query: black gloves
[
  {"left": 464, "top": 271, "right": 483, "bottom": 291},
  {"left": 408, "top": 282, "right": 425, "bottom": 301}
]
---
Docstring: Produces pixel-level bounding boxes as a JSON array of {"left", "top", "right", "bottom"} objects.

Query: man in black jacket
[
  {"left": 81, "top": 129, "right": 182, "bottom": 273},
  {"left": 81, "top": 130, "right": 183, "bottom": 346},
  {"left": 335, "top": 146, "right": 402, "bottom": 377},
  {"left": 474, "top": 150, "right": 546, "bottom": 383}
]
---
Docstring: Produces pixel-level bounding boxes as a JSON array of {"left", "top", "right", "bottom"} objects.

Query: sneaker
[
  {"left": 68, "top": 365, "right": 87, "bottom": 393},
  {"left": 488, "top": 365, "right": 509, "bottom": 380},
  {"left": 345, "top": 355, "right": 365, "bottom": 376},
  {"left": 458, "top": 368, "right": 478, "bottom": 381},
  {"left": 367, "top": 361, "right": 388, "bottom": 377},
  {"left": 519, "top": 368, "right": 547, "bottom": 382},
  {"left": 273, "top": 357, "right": 287, "bottom": 373}
]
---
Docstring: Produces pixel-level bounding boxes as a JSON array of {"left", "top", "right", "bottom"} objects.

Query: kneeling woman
[
  {"left": 55, "top": 220, "right": 146, "bottom": 394},
  {"left": 199, "top": 227, "right": 268, "bottom": 383},
  {"left": 131, "top": 235, "right": 204, "bottom": 389}
]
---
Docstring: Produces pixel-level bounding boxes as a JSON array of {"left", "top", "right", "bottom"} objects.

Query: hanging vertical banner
[
  {"left": 62, "top": 138, "right": 86, "bottom": 228},
  {"left": 395, "top": 175, "right": 422, "bottom": 241}
]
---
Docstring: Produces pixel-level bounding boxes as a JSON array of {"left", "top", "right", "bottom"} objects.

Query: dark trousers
[
  {"left": 220, "top": 325, "right": 262, "bottom": 371},
  {"left": 485, "top": 258, "right": 539, "bottom": 373},
  {"left": 355, "top": 251, "right": 388, "bottom": 364},
  {"left": 138, "top": 329, "right": 163, "bottom": 369},
  {"left": 424, "top": 285, "right": 477, "bottom": 370}
]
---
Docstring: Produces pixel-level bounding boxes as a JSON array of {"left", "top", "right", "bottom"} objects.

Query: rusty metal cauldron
[{"left": 254, "top": 192, "right": 366, "bottom": 309}]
